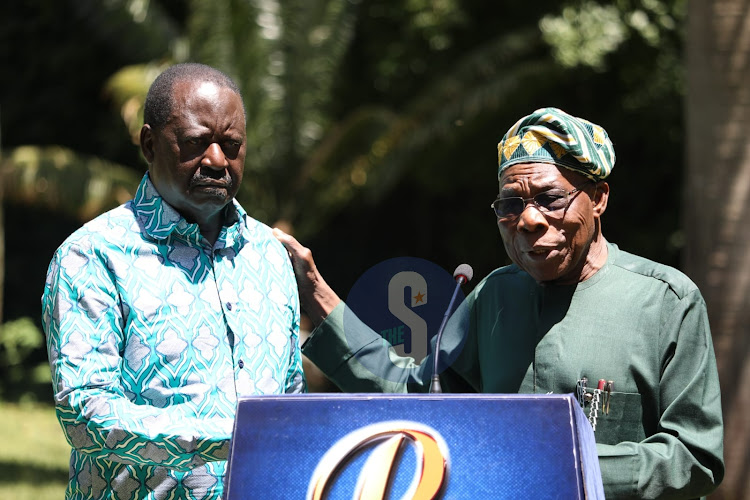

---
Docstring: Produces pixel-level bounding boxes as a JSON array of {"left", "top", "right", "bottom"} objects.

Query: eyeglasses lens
[
  {"left": 493, "top": 189, "right": 569, "bottom": 219},
  {"left": 535, "top": 191, "right": 568, "bottom": 211},
  {"left": 494, "top": 198, "right": 523, "bottom": 218}
]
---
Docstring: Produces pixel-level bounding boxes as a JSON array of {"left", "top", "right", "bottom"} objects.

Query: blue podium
[{"left": 225, "top": 393, "right": 603, "bottom": 499}]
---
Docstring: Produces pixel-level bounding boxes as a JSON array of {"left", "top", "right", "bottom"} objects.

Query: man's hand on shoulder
[{"left": 273, "top": 228, "right": 341, "bottom": 326}]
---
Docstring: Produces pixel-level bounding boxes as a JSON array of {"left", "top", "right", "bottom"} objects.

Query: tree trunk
[
  {"left": 0, "top": 179, "right": 4, "bottom": 326},
  {"left": 685, "top": 0, "right": 750, "bottom": 497},
  {"left": 0, "top": 107, "right": 4, "bottom": 325}
]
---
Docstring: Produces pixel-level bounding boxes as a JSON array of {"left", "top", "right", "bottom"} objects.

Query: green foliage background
[{"left": 0, "top": 0, "right": 688, "bottom": 496}]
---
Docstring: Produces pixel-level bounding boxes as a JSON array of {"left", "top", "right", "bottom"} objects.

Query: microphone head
[{"left": 453, "top": 263, "right": 473, "bottom": 284}]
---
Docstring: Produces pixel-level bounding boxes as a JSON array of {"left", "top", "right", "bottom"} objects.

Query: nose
[
  {"left": 202, "top": 142, "right": 228, "bottom": 170},
  {"left": 515, "top": 203, "right": 548, "bottom": 232}
]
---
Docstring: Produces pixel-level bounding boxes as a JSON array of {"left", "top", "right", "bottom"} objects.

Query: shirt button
[
  {"left": 238, "top": 359, "right": 245, "bottom": 369},
  {"left": 226, "top": 302, "right": 232, "bottom": 311}
]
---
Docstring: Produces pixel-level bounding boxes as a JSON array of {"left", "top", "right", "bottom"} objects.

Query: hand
[{"left": 273, "top": 228, "right": 341, "bottom": 326}]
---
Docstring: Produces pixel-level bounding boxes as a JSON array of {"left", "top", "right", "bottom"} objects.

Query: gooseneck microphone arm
[{"left": 430, "top": 264, "right": 473, "bottom": 394}]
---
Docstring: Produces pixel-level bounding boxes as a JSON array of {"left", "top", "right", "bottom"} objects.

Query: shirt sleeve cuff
[{"left": 302, "top": 302, "right": 382, "bottom": 375}]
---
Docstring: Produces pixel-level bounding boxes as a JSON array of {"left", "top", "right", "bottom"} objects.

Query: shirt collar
[{"left": 132, "top": 173, "right": 247, "bottom": 246}]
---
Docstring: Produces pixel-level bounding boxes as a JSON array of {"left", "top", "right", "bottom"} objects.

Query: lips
[
  {"left": 191, "top": 179, "right": 231, "bottom": 190},
  {"left": 527, "top": 246, "right": 556, "bottom": 254},
  {"left": 522, "top": 246, "right": 560, "bottom": 261}
]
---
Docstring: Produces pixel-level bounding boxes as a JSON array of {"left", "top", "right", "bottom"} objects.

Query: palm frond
[
  {"left": 280, "top": 29, "right": 551, "bottom": 237},
  {"left": 105, "top": 62, "right": 172, "bottom": 144},
  {"left": 1, "top": 146, "right": 142, "bottom": 222}
]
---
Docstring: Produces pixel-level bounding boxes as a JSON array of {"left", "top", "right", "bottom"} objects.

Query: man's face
[
  {"left": 496, "top": 163, "right": 607, "bottom": 284},
  {"left": 141, "top": 79, "right": 246, "bottom": 224}
]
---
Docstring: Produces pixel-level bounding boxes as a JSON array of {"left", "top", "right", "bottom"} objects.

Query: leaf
[{"left": 1, "top": 146, "right": 142, "bottom": 222}]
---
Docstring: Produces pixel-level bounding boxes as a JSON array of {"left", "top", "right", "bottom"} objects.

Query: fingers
[
  {"left": 273, "top": 227, "right": 314, "bottom": 272},
  {"left": 272, "top": 227, "right": 297, "bottom": 253},
  {"left": 271, "top": 227, "right": 341, "bottom": 325}
]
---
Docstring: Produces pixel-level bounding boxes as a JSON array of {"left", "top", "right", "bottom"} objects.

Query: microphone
[{"left": 430, "top": 264, "right": 473, "bottom": 394}]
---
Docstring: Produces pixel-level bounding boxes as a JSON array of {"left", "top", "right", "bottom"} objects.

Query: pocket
[{"left": 584, "top": 390, "right": 645, "bottom": 445}]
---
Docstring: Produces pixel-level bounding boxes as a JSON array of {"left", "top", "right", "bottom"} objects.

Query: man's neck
[
  {"left": 195, "top": 210, "right": 226, "bottom": 246},
  {"left": 193, "top": 204, "right": 235, "bottom": 246},
  {"left": 578, "top": 236, "right": 609, "bottom": 283}
]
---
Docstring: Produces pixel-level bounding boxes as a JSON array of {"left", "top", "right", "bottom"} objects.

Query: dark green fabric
[{"left": 302, "top": 243, "right": 724, "bottom": 499}]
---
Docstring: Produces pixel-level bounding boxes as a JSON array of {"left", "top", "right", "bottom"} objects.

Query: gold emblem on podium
[{"left": 307, "top": 421, "right": 450, "bottom": 500}]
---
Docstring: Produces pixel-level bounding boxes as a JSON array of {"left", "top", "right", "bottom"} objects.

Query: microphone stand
[{"left": 429, "top": 277, "right": 466, "bottom": 394}]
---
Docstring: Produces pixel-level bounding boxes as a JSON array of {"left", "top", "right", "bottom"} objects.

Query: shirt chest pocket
[{"left": 586, "top": 390, "right": 646, "bottom": 445}]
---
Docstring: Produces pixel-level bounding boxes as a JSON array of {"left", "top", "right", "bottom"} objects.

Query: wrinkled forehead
[
  {"left": 164, "top": 79, "right": 245, "bottom": 129},
  {"left": 499, "top": 162, "right": 584, "bottom": 190}
]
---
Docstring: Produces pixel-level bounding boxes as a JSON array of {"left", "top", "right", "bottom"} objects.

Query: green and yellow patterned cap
[{"left": 497, "top": 107, "right": 615, "bottom": 181}]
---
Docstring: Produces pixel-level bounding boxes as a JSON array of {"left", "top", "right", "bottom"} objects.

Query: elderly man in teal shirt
[
  {"left": 276, "top": 107, "right": 724, "bottom": 499},
  {"left": 43, "top": 63, "right": 305, "bottom": 500}
]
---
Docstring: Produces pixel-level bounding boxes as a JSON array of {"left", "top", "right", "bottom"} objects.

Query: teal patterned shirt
[{"left": 42, "top": 174, "right": 305, "bottom": 499}]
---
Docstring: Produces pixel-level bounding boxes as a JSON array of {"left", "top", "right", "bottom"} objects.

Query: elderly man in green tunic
[{"left": 275, "top": 107, "right": 724, "bottom": 499}]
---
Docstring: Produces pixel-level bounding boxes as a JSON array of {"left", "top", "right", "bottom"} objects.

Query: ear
[
  {"left": 592, "top": 181, "right": 609, "bottom": 218},
  {"left": 140, "top": 124, "right": 155, "bottom": 164}
]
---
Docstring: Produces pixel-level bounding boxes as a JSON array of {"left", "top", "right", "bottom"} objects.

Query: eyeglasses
[{"left": 491, "top": 182, "right": 592, "bottom": 221}]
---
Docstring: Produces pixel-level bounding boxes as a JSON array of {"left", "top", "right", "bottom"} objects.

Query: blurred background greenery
[{"left": 0, "top": 0, "right": 747, "bottom": 498}]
